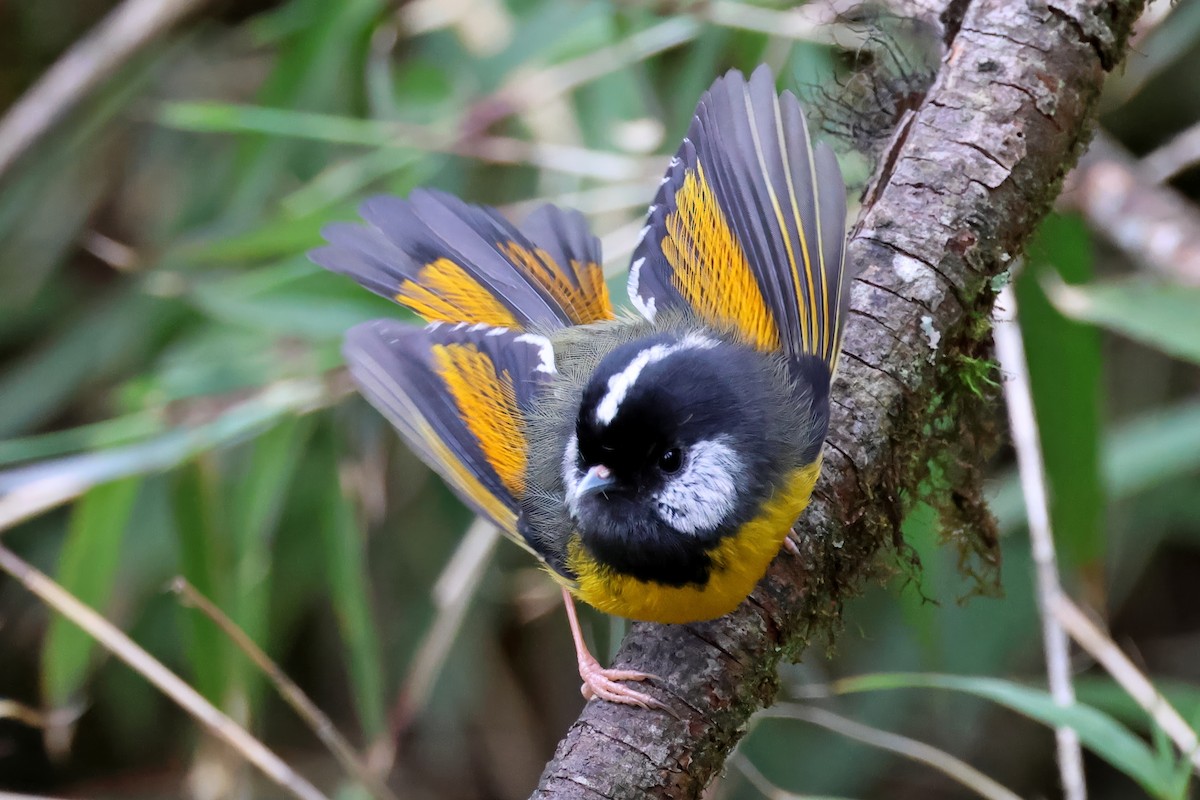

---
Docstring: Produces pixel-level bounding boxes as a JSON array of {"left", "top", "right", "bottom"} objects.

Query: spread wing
[
  {"left": 311, "top": 189, "right": 613, "bottom": 329},
  {"left": 628, "top": 65, "right": 850, "bottom": 373},
  {"left": 343, "top": 319, "right": 555, "bottom": 541}
]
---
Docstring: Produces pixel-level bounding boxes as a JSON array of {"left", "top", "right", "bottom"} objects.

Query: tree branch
[{"left": 530, "top": 0, "right": 1145, "bottom": 796}]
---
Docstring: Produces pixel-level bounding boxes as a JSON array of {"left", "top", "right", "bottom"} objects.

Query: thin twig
[
  {"left": 0, "top": 0, "right": 208, "bottom": 181},
  {"left": 729, "top": 752, "right": 810, "bottom": 800},
  {"left": 993, "top": 284, "right": 1087, "bottom": 800},
  {"left": 1059, "top": 133, "right": 1200, "bottom": 284},
  {"left": 702, "top": 0, "right": 864, "bottom": 46},
  {"left": 81, "top": 231, "right": 141, "bottom": 272},
  {"left": 0, "top": 545, "right": 328, "bottom": 800},
  {"left": 0, "top": 700, "right": 80, "bottom": 732},
  {"left": 169, "top": 578, "right": 400, "bottom": 800},
  {"left": 757, "top": 705, "right": 1022, "bottom": 800},
  {"left": 1050, "top": 593, "right": 1200, "bottom": 771},
  {"left": 1139, "top": 119, "right": 1200, "bottom": 185}
]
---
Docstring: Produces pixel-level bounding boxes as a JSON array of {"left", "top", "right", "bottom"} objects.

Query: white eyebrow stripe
[{"left": 594, "top": 333, "right": 717, "bottom": 425}]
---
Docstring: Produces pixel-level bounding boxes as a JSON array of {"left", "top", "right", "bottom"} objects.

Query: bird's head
[{"left": 564, "top": 331, "right": 780, "bottom": 586}]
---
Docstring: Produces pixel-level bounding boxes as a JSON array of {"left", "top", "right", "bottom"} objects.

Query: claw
[{"left": 783, "top": 527, "right": 802, "bottom": 557}]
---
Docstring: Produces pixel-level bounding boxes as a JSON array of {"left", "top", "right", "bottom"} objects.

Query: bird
[{"left": 309, "top": 64, "right": 850, "bottom": 709}]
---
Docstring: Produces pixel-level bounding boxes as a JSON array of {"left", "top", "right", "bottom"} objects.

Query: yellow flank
[
  {"left": 497, "top": 241, "right": 614, "bottom": 324},
  {"left": 431, "top": 343, "right": 526, "bottom": 497},
  {"left": 563, "top": 461, "right": 822, "bottom": 623},
  {"left": 662, "top": 166, "right": 781, "bottom": 352},
  {"left": 396, "top": 258, "right": 517, "bottom": 326}
]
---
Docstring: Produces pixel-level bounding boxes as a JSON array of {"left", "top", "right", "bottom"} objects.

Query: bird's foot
[
  {"left": 561, "top": 587, "right": 664, "bottom": 709},
  {"left": 576, "top": 651, "right": 662, "bottom": 708}
]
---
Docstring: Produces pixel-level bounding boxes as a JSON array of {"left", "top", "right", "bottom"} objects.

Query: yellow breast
[{"left": 561, "top": 462, "right": 822, "bottom": 624}]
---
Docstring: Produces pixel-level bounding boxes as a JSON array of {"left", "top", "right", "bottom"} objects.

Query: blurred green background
[{"left": 1, "top": 0, "right": 1200, "bottom": 798}]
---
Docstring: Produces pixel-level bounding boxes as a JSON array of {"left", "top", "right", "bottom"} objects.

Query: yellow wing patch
[
  {"left": 662, "top": 166, "right": 782, "bottom": 352},
  {"left": 431, "top": 342, "right": 527, "bottom": 497},
  {"left": 413, "top": 414, "right": 518, "bottom": 533},
  {"left": 497, "top": 241, "right": 613, "bottom": 325},
  {"left": 396, "top": 258, "right": 518, "bottom": 327}
]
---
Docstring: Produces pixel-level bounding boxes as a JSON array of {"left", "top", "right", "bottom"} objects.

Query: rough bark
[{"left": 531, "top": 0, "right": 1145, "bottom": 796}]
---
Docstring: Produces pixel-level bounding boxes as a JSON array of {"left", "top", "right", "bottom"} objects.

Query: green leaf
[
  {"left": 42, "top": 477, "right": 142, "bottom": 706},
  {"left": 0, "top": 412, "right": 165, "bottom": 467},
  {"left": 0, "top": 379, "right": 329, "bottom": 499},
  {"left": 171, "top": 461, "right": 231, "bottom": 705},
  {"left": 223, "top": 0, "right": 387, "bottom": 220},
  {"left": 159, "top": 103, "right": 397, "bottom": 148},
  {"left": 990, "top": 400, "right": 1200, "bottom": 535},
  {"left": 187, "top": 260, "right": 400, "bottom": 341},
  {"left": 1073, "top": 676, "right": 1200, "bottom": 734},
  {"left": 227, "top": 415, "right": 315, "bottom": 713},
  {"left": 1048, "top": 280, "right": 1200, "bottom": 365},
  {"left": 834, "top": 672, "right": 1176, "bottom": 797},
  {"left": 0, "top": 290, "right": 182, "bottom": 438},
  {"left": 0, "top": 46, "right": 161, "bottom": 308},
  {"left": 313, "top": 423, "right": 386, "bottom": 737},
  {"left": 1018, "top": 214, "right": 1104, "bottom": 567}
]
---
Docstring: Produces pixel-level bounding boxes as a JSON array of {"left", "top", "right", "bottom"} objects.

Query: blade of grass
[
  {"left": 994, "top": 283, "right": 1086, "bottom": 800},
  {"left": 0, "top": 289, "right": 180, "bottom": 438},
  {"left": 158, "top": 104, "right": 654, "bottom": 181},
  {"left": 1048, "top": 279, "right": 1200, "bottom": 365},
  {"left": 313, "top": 424, "right": 386, "bottom": 739},
  {"left": 832, "top": 673, "right": 1173, "bottom": 797},
  {"left": 42, "top": 477, "right": 141, "bottom": 709},
  {"left": 0, "top": 544, "right": 329, "bottom": 800},
  {"left": 1017, "top": 215, "right": 1103, "bottom": 570},
  {"left": 1050, "top": 594, "right": 1200, "bottom": 773},
  {"left": 0, "top": 0, "right": 208, "bottom": 180},
  {"left": 756, "top": 704, "right": 1021, "bottom": 800},
  {"left": 224, "top": 0, "right": 385, "bottom": 220},
  {"left": 172, "top": 460, "right": 231, "bottom": 705},
  {"left": 0, "top": 377, "right": 342, "bottom": 535},
  {"left": 227, "top": 416, "right": 315, "bottom": 716},
  {"left": 1074, "top": 677, "right": 1200, "bottom": 731},
  {"left": 0, "top": 411, "right": 165, "bottom": 467},
  {"left": 170, "top": 578, "right": 397, "bottom": 800}
]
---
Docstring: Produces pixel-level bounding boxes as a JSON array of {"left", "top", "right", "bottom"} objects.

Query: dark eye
[{"left": 658, "top": 448, "right": 683, "bottom": 474}]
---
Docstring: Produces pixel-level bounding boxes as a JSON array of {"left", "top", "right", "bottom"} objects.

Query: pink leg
[
  {"left": 784, "top": 527, "right": 802, "bottom": 557},
  {"left": 561, "top": 588, "right": 662, "bottom": 709}
]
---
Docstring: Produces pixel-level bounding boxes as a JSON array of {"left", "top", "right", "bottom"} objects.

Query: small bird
[{"left": 310, "top": 65, "right": 849, "bottom": 708}]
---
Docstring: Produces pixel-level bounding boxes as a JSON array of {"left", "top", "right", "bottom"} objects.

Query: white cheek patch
[
  {"left": 594, "top": 333, "right": 717, "bottom": 426},
  {"left": 654, "top": 437, "right": 742, "bottom": 536}
]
